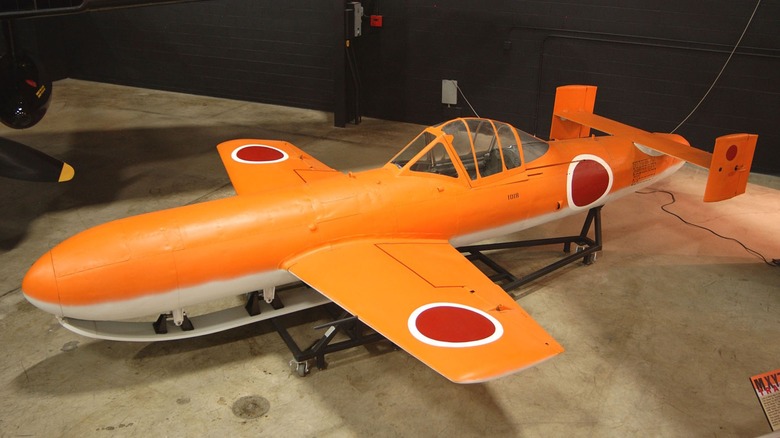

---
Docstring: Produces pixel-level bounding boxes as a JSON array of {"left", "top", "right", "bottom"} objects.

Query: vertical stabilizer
[
  {"left": 550, "top": 85, "right": 598, "bottom": 141},
  {"left": 703, "top": 133, "right": 757, "bottom": 202}
]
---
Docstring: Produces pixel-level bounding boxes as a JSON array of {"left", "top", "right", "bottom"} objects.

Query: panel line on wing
[{"left": 376, "top": 241, "right": 469, "bottom": 288}]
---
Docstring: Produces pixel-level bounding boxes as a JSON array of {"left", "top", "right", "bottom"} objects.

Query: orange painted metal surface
[
  {"left": 21, "top": 85, "right": 757, "bottom": 383},
  {"left": 704, "top": 133, "right": 757, "bottom": 202},
  {"left": 285, "top": 239, "right": 563, "bottom": 383}
]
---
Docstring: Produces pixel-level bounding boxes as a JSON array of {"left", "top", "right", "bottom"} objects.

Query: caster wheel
[{"left": 289, "top": 360, "right": 309, "bottom": 377}]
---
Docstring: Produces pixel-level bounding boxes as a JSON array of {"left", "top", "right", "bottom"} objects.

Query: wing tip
[{"left": 449, "top": 345, "right": 565, "bottom": 384}]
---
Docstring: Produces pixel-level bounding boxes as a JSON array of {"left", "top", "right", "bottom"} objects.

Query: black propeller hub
[{"left": 0, "top": 51, "right": 52, "bottom": 129}]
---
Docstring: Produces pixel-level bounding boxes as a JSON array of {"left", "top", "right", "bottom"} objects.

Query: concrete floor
[{"left": 1, "top": 79, "right": 778, "bottom": 437}]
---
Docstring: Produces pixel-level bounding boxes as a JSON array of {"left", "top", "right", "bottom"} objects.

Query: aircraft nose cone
[{"left": 22, "top": 251, "right": 62, "bottom": 317}]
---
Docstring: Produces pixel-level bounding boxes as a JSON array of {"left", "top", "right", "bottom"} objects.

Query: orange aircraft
[{"left": 21, "top": 85, "right": 756, "bottom": 383}]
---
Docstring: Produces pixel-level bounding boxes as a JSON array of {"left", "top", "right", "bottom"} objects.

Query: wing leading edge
[{"left": 284, "top": 239, "right": 563, "bottom": 383}]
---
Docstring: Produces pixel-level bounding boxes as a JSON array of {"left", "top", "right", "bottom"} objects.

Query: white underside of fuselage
[
  {"left": 30, "top": 269, "right": 298, "bottom": 322},
  {"left": 58, "top": 285, "right": 331, "bottom": 342}
]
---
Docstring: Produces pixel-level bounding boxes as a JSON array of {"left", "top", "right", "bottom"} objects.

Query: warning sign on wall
[{"left": 751, "top": 368, "right": 780, "bottom": 431}]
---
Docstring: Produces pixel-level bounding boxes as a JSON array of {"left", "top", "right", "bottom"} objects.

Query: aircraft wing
[
  {"left": 217, "top": 139, "right": 341, "bottom": 196},
  {"left": 284, "top": 239, "right": 563, "bottom": 383}
]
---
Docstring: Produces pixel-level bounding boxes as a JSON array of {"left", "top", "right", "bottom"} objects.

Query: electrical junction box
[
  {"left": 442, "top": 80, "right": 458, "bottom": 105},
  {"left": 347, "top": 2, "right": 363, "bottom": 37}
]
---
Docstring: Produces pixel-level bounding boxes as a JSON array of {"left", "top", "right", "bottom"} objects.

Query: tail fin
[
  {"left": 549, "top": 85, "right": 597, "bottom": 140},
  {"left": 550, "top": 85, "right": 758, "bottom": 202},
  {"left": 703, "top": 133, "right": 757, "bottom": 202}
]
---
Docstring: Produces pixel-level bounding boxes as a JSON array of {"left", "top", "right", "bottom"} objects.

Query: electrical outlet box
[
  {"left": 347, "top": 2, "right": 363, "bottom": 37},
  {"left": 442, "top": 80, "right": 458, "bottom": 105}
]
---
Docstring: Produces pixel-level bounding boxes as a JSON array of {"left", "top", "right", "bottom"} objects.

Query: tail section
[
  {"left": 550, "top": 85, "right": 758, "bottom": 202},
  {"left": 549, "top": 85, "right": 597, "bottom": 140},
  {"left": 703, "top": 133, "right": 757, "bottom": 202}
]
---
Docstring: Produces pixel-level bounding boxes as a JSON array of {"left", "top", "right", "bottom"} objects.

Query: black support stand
[
  {"left": 457, "top": 206, "right": 603, "bottom": 292},
  {"left": 271, "top": 304, "right": 385, "bottom": 376},
  {"left": 152, "top": 312, "right": 194, "bottom": 334}
]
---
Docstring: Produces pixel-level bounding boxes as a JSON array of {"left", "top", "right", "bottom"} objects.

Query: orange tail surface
[
  {"left": 549, "top": 85, "right": 597, "bottom": 140},
  {"left": 551, "top": 85, "right": 758, "bottom": 202},
  {"left": 703, "top": 133, "right": 757, "bottom": 202}
]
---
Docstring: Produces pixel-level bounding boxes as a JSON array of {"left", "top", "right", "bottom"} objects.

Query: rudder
[
  {"left": 703, "top": 133, "right": 757, "bottom": 202},
  {"left": 550, "top": 85, "right": 598, "bottom": 141}
]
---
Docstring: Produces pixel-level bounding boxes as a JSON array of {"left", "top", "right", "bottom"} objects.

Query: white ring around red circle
[
  {"left": 566, "top": 154, "right": 614, "bottom": 210},
  {"left": 407, "top": 302, "right": 504, "bottom": 348},
  {"left": 231, "top": 144, "right": 289, "bottom": 164}
]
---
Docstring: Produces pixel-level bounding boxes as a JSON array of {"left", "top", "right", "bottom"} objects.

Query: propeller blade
[{"left": 0, "top": 136, "right": 74, "bottom": 182}]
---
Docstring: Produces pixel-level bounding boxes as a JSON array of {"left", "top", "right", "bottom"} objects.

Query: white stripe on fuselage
[{"left": 48, "top": 269, "right": 297, "bottom": 321}]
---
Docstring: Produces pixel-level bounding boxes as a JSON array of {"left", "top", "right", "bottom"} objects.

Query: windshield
[
  {"left": 390, "top": 131, "right": 437, "bottom": 168},
  {"left": 518, "top": 130, "right": 549, "bottom": 163}
]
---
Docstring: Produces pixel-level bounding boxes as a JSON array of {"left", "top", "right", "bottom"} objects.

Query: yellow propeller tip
[{"left": 58, "top": 163, "right": 75, "bottom": 182}]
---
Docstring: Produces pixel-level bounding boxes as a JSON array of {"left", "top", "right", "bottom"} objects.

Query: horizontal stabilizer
[
  {"left": 556, "top": 109, "right": 714, "bottom": 168},
  {"left": 703, "top": 134, "right": 756, "bottom": 202},
  {"left": 551, "top": 85, "right": 757, "bottom": 202}
]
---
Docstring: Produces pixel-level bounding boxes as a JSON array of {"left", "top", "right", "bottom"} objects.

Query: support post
[{"left": 333, "top": 0, "right": 347, "bottom": 127}]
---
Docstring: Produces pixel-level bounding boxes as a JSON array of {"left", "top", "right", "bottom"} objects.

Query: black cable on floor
[{"left": 636, "top": 189, "right": 779, "bottom": 267}]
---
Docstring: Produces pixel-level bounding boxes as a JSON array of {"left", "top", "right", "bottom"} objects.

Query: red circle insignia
[
  {"left": 408, "top": 303, "right": 504, "bottom": 348},
  {"left": 415, "top": 305, "right": 496, "bottom": 343},
  {"left": 726, "top": 145, "right": 738, "bottom": 161},
  {"left": 232, "top": 144, "right": 288, "bottom": 164},
  {"left": 567, "top": 155, "right": 613, "bottom": 209}
]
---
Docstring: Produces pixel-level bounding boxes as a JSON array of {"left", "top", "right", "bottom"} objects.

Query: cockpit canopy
[{"left": 390, "top": 118, "right": 549, "bottom": 181}]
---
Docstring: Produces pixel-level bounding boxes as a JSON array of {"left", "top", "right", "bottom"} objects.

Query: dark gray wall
[
  {"left": 34, "top": 1, "right": 337, "bottom": 109},
  {"left": 7, "top": 0, "right": 780, "bottom": 174},
  {"left": 354, "top": 0, "right": 779, "bottom": 175}
]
